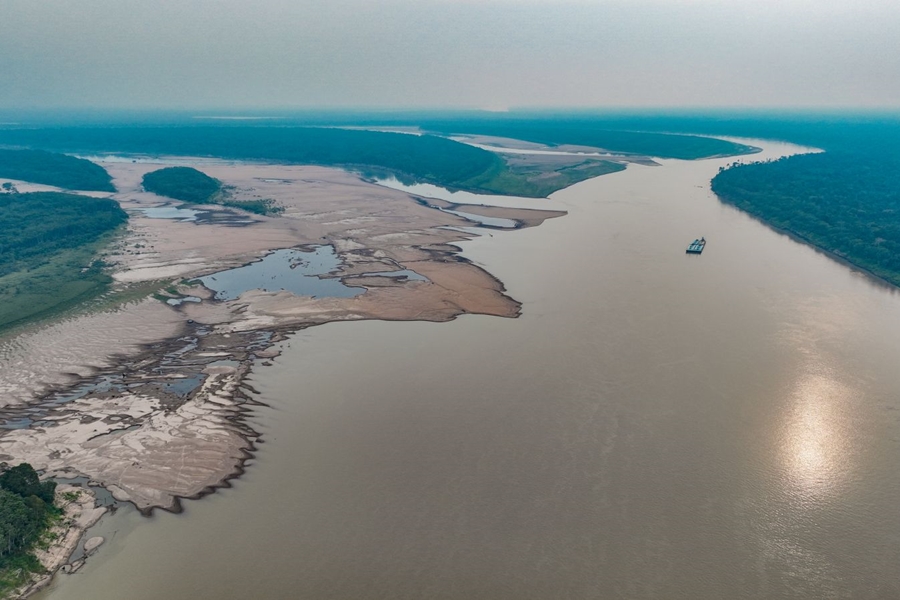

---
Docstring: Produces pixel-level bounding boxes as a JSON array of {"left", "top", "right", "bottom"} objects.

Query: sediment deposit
[{"left": 0, "top": 159, "right": 565, "bottom": 514}]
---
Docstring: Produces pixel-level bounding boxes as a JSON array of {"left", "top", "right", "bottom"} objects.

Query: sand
[{"left": 0, "top": 158, "right": 567, "bottom": 520}]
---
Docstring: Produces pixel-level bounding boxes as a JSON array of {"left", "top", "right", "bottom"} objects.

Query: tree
[{"left": 0, "top": 463, "right": 56, "bottom": 504}]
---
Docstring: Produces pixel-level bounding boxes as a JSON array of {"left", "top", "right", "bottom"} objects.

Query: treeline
[
  {"left": 0, "top": 122, "right": 761, "bottom": 199},
  {"left": 712, "top": 149, "right": 900, "bottom": 285},
  {"left": 0, "top": 192, "right": 127, "bottom": 330},
  {"left": 0, "top": 149, "right": 115, "bottom": 192},
  {"left": 0, "top": 463, "right": 57, "bottom": 564},
  {"left": 0, "top": 127, "right": 502, "bottom": 192}
]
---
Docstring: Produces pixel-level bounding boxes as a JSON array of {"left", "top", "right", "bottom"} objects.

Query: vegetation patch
[
  {"left": 142, "top": 166, "right": 220, "bottom": 204},
  {"left": 0, "top": 463, "right": 60, "bottom": 598},
  {"left": 461, "top": 158, "right": 626, "bottom": 197},
  {"left": 0, "top": 149, "right": 115, "bottom": 192},
  {"left": 0, "top": 191, "right": 127, "bottom": 332},
  {"left": 0, "top": 126, "right": 660, "bottom": 198},
  {"left": 0, "top": 126, "right": 502, "bottom": 192},
  {"left": 141, "top": 166, "right": 284, "bottom": 215}
]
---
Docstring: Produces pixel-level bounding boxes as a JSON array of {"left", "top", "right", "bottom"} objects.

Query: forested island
[
  {"left": 0, "top": 464, "right": 58, "bottom": 596},
  {"left": 0, "top": 191, "right": 127, "bottom": 331},
  {"left": 142, "top": 166, "right": 282, "bottom": 215}
]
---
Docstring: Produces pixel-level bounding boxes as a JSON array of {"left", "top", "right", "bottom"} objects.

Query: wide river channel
[{"left": 37, "top": 140, "right": 900, "bottom": 599}]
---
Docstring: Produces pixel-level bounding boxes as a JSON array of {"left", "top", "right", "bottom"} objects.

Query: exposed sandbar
[{"left": 0, "top": 159, "right": 565, "bottom": 517}]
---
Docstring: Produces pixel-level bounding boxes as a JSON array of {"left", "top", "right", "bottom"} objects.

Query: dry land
[{"left": 0, "top": 159, "right": 565, "bottom": 531}]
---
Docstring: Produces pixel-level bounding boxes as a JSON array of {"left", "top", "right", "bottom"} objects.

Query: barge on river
[{"left": 686, "top": 237, "right": 706, "bottom": 254}]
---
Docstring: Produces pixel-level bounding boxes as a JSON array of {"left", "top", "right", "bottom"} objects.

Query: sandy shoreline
[{"left": 11, "top": 486, "right": 107, "bottom": 599}]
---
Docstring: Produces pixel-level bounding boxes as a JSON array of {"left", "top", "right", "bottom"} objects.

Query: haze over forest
[{"left": 2, "top": 0, "right": 900, "bottom": 111}]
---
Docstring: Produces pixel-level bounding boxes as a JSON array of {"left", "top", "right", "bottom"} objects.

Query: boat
[{"left": 686, "top": 237, "right": 706, "bottom": 254}]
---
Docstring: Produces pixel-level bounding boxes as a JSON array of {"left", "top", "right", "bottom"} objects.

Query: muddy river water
[{"left": 35, "top": 140, "right": 900, "bottom": 599}]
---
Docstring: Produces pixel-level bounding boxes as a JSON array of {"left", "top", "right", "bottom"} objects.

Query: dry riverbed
[{"left": 0, "top": 158, "right": 565, "bottom": 584}]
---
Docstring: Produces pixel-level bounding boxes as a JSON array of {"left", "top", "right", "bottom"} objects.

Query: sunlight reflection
[{"left": 780, "top": 370, "right": 853, "bottom": 502}]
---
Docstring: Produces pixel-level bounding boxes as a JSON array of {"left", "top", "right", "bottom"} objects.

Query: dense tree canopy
[
  {"left": 142, "top": 166, "right": 221, "bottom": 203},
  {"left": 0, "top": 464, "right": 55, "bottom": 505},
  {"left": 142, "top": 166, "right": 283, "bottom": 214},
  {"left": 0, "top": 149, "right": 114, "bottom": 192},
  {"left": 712, "top": 150, "right": 900, "bottom": 285},
  {"left": 0, "top": 463, "right": 56, "bottom": 563}
]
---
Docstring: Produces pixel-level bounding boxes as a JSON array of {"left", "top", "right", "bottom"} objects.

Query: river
[{"left": 35, "top": 139, "right": 900, "bottom": 599}]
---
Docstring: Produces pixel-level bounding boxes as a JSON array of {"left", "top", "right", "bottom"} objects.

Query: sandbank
[{"left": 0, "top": 159, "right": 567, "bottom": 519}]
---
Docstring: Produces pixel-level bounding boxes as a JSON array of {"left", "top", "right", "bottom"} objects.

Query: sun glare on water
[{"left": 780, "top": 369, "right": 856, "bottom": 504}]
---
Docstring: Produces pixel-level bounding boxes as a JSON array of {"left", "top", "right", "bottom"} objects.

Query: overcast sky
[{"left": 1, "top": 0, "right": 898, "bottom": 110}]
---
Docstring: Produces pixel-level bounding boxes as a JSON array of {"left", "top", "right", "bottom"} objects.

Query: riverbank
[
  {"left": 714, "top": 196, "right": 900, "bottom": 294},
  {"left": 9, "top": 486, "right": 106, "bottom": 599}
]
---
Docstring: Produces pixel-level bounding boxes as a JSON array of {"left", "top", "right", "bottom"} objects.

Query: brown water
[{"left": 36, "top": 140, "right": 900, "bottom": 599}]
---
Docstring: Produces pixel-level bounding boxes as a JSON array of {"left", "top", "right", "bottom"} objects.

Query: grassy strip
[
  {"left": 415, "top": 120, "right": 757, "bottom": 159},
  {"left": 461, "top": 160, "right": 626, "bottom": 197},
  {"left": 0, "top": 191, "right": 128, "bottom": 333},
  {"left": 217, "top": 196, "right": 283, "bottom": 215},
  {"left": 0, "top": 233, "right": 120, "bottom": 334}
]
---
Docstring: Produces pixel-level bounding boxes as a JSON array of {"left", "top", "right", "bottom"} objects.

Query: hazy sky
[{"left": 2, "top": 0, "right": 898, "bottom": 110}]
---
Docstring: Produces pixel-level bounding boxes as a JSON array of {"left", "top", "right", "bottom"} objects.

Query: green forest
[
  {"left": 0, "top": 463, "right": 59, "bottom": 595},
  {"left": 143, "top": 166, "right": 220, "bottom": 203},
  {"left": 0, "top": 127, "right": 506, "bottom": 192},
  {"left": 142, "top": 166, "right": 282, "bottom": 214},
  {"left": 0, "top": 149, "right": 115, "bottom": 192},
  {"left": 0, "top": 125, "right": 749, "bottom": 198},
  {"left": 0, "top": 191, "right": 127, "bottom": 331},
  {"left": 712, "top": 150, "right": 900, "bottom": 286}
]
